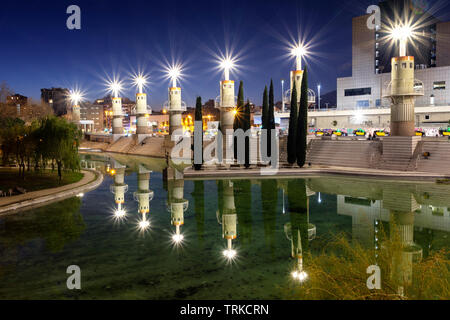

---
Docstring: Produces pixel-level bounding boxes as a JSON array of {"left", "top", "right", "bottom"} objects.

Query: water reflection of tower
[
  {"left": 167, "top": 176, "right": 189, "bottom": 244},
  {"left": 109, "top": 160, "right": 128, "bottom": 217},
  {"left": 383, "top": 187, "right": 423, "bottom": 296},
  {"left": 133, "top": 165, "right": 154, "bottom": 229},
  {"left": 217, "top": 180, "right": 238, "bottom": 260},
  {"left": 285, "top": 179, "right": 316, "bottom": 281},
  {"left": 218, "top": 60, "right": 236, "bottom": 165}
]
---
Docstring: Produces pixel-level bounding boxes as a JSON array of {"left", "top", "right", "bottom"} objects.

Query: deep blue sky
[{"left": 1, "top": 0, "right": 449, "bottom": 109}]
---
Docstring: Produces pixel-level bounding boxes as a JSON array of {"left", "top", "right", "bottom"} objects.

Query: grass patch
[
  {"left": 281, "top": 230, "right": 450, "bottom": 300},
  {"left": 0, "top": 168, "right": 83, "bottom": 194}
]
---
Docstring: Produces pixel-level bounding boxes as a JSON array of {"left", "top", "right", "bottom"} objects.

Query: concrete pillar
[
  {"left": 219, "top": 80, "right": 235, "bottom": 164},
  {"left": 136, "top": 93, "right": 150, "bottom": 134},
  {"left": 112, "top": 97, "right": 123, "bottom": 135},
  {"left": 168, "top": 87, "right": 182, "bottom": 135},
  {"left": 389, "top": 56, "right": 418, "bottom": 136},
  {"left": 72, "top": 105, "right": 80, "bottom": 124}
]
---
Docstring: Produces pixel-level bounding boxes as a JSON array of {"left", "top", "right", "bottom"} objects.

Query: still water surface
[{"left": 0, "top": 153, "right": 448, "bottom": 299}]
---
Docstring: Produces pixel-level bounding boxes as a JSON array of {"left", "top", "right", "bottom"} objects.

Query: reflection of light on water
[
  {"left": 112, "top": 207, "right": 127, "bottom": 223},
  {"left": 172, "top": 233, "right": 184, "bottom": 244},
  {"left": 114, "top": 209, "right": 126, "bottom": 218},
  {"left": 138, "top": 220, "right": 150, "bottom": 230},
  {"left": 291, "top": 270, "right": 308, "bottom": 282},
  {"left": 223, "top": 248, "right": 237, "bottom": 260},
  {"left": 317, "top": 192, "right": 321, "bottom": 204}
]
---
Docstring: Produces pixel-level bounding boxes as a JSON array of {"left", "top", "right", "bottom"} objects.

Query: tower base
[{"left": 390, "top": 121, "right": 415, "bottom": 137}]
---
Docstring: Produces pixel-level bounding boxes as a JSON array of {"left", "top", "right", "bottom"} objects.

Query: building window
[
  {"left": 344, "top": 87, "right": 371, "bottom": 96},
  {"left": 425, "top": 115, "right": 430, "bottom": 120},
  {"left": 356, "top": 100, "right": 370, "bottom": 108},
  {"left": 375, "top": 99, "right": 381, "bottom": 107},
  {"left": 433, "top": 81, "right": 446, "bottom": 90}
]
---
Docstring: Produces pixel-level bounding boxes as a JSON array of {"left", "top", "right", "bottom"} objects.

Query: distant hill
[{"left": 319, "top": 90, "right": 336, "bottom": 109}]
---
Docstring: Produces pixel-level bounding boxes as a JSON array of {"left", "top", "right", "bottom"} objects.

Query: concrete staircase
[
  {"left": 306, "top": 139, "right": 382, "bottom": 168},
  {"left": 379, "top": 136, "right": 421, "bottom": 171},
  {"left": 106, "top": 136, "right": 137, "bottom": 154},
  {"left": 128, "top": 136, "right": 166, "bottom": 157},
  {"left": 416, "top": 140, "right": 450, "bottom": 174}
]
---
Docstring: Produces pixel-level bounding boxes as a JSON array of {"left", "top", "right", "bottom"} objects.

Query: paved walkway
[
  {"left": 0, "top": 170, "right": 103, "bottom": 215},
  {"left": 184, "top": 165, "right": 450, "bottom": 181}
]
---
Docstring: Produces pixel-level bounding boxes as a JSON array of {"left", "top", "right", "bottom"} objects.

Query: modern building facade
[
  {"left": 80, "top": 102, "right": 104, "bottom": 132},
  {"left": 337, "top": 0, "right": 450, "bottom": 110}
]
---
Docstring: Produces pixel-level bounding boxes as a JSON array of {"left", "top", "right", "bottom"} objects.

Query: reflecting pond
[{"left": 0, "top": 153, "right": 448, "bottom": 299}]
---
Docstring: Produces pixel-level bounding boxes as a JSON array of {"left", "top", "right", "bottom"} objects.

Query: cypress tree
[
  {"left": 234, "top": 81, "right": 245, "bottom": 160},
  {"left": 244, "top": 99, "right": 251, "bottom": 168},
  {"left": 233, "top": 81, "right": 245, "bottom": 130},
  {"left": 287, "top": 82, "right": 298, "bottom": 164},
  {"left": 267, "top": 79, "right": 275, "bottom": 158},
  {"left": 261, "top": 86, "right": 269, "bottom": 129},
  {"left": 296, "top": 67, "right": 308, "bottom": 167},
  {"left": 268, "top": 79, "right": 275, "bottom": 129},
  {"left": 194, "top": 96, "right": 203, "bottom": 170}
]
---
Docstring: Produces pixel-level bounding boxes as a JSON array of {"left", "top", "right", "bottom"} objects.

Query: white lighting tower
[
  {"left": 109, "top": 79, "right": 124, "bottom": 141},
  {"left": 134, "top": 75, "right": 151, "bottom": 142},
  {"left": 166, "top": 65, "right": 185, "bottom": 136},
  {"left": 289, "top": 45, "right": 306, "bottom": 104},
  {"left": 384, "top": 23, "right": 423, "bottom": 136},
  {"left": 218, "top": 56, "right": 237, "bottom": 164},
  {"left": 69, "top": 90, "right": 82, "bottom": 127}
]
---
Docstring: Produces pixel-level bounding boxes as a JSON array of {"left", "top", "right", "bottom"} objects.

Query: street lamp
[
  {"left": 281, "top": 79, "right": 285, "bottom": 112},
  {"left": 317, "top": 84, "right": 321, "bottom": 110},
  {"left": 391, "top": 24, "right": 413, "bottom": 57},
  {"left": 219, "top": 56, "right": 235, "bottom": 81},
  {"left": 133, "top": 74, "right": 147, "bottom": 94},
  {"left": 109, "top": 80, "right": 122, "bottom": 98},
  {"left": 291, "top": 45, "right": 307, "bottom": 71},
  {"left": 69, "top": 90, "right": 83, "bottom": 105},
  {"left": 168, "top": 65, "right": 182, "bottom": 88}
]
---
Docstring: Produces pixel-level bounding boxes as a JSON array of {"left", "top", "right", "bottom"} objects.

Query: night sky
[{"left": 1, "top": 0, "right": 449, "bottom": 109}]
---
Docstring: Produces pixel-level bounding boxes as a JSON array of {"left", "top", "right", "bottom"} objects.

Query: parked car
[
  {"left": 374, "top": 130, "right": 389, "bottom": 137},
  {"left": 353, "top": 129, "right": 366, "bottom": 136},
  {"left": 415, "top": 130, "right": 425, "bottom": 136}
]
